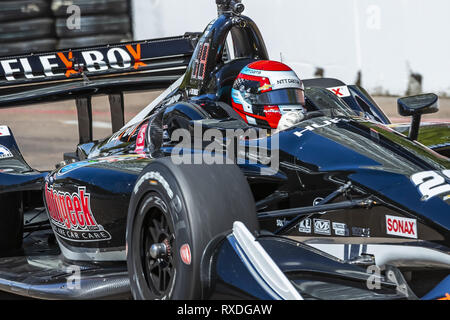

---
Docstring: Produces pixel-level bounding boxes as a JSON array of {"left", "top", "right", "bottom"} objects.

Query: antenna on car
[{"left": 216, "top": 0, "right": 245, "bottom": 15}]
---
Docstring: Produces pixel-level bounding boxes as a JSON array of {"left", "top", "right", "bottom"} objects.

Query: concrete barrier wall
[{"left": 131, "top": 0, "right": 450, "bottom": 96}]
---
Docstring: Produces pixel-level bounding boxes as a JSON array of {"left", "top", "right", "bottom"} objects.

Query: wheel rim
[{"left": 140, "top": 204, "right": 176, "bottom": 298}]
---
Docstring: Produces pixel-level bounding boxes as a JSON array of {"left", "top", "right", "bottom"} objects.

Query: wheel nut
[{"left": 150, "top": 243, "right": 167, "bottom": 259}]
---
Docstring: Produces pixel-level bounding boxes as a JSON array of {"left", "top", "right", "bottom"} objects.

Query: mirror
[
  {"left": 398, "top": 93, "right": 439, "bottom": 117},
  {"left": 397, "top": 93, "right": 439, "bottom": 141}
]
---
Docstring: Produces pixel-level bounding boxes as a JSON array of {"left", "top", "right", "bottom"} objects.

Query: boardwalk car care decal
[{"left": 44, "top": 183, "right": 112, "bottom": 242}]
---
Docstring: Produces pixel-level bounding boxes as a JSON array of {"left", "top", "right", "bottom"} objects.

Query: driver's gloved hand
[{"left": 275, "top": 111, "right": 305, "bottom": 133}]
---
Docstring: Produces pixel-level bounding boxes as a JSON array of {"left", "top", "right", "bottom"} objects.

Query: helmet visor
[{"left": 255, "top": 89, "right": 305, "bottom": 106}]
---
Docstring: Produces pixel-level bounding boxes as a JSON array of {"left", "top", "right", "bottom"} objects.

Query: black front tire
[{"left": 126, "top": 158, "right": 259, "bottom": 300}]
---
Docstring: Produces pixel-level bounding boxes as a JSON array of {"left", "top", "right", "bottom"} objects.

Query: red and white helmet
[{"left": 231, "top": 60, "right": 306, "bottom": 129}]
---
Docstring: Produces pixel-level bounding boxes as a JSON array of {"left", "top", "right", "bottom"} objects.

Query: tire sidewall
[{"left": 127, "top": 163, "right": 198, "bottom": 300}]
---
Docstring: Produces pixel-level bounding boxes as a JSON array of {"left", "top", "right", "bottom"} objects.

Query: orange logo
[
  {"left": 126, "top": 44, "right": 147, "bottom": 70},
  {"left": 57, "top": 51, "right": 79, "bottom": 78}
]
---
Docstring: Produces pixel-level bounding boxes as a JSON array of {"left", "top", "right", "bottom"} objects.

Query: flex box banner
[{"left": 0, "top": 36, "right": 196, "bottom": 87}]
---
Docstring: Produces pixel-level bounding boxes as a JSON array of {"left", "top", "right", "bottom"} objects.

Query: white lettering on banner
[
  {"left": 0, "top": 44, "right": 148, "bottom": 82},
  {"left": 82, "top": 51, "right": 109, "bottom": 72},
  {"left": 20, "top": 58, "right": 44, "bottom": 79},
  {"left": 1, "top": 59, "right": 20, "bottom": 81},
  {"left": 40, "top": 55, "right": 62, "bottom": 77},
  {"left": 107, "top": 48, "right": 132, "bottom": 69}
]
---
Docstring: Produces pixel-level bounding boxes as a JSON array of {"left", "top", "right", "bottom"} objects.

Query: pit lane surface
[{"left": 0, "top": 93, "right": 449, "bottom": 171}]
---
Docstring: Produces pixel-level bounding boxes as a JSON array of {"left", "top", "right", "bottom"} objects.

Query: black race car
[{"left": 0, "top": 0, "right": 448, "bottom": 300}]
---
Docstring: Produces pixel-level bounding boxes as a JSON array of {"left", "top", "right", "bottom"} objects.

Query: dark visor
[{"left": 255, "top": 89, "right": 305, "bottom": 105}]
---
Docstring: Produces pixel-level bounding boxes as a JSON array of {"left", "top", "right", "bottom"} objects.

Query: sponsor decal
[
  {"left": 180, "top": 244, "right": 192, "bottom": 265},
  {"left": 0, "top": 43, "right": 153, "bottom": 83},
  {"left": 135, "top": 123, "right": 148, "bottom": 154},
  {"left": 352, "top": 227, "right": 370, "bottom": 238},
  {"left": 0, "top": 126, "right": 10, "bottom": 137},
  {"left": 192, "top": 41, "right": 210, "bottom": 81},
  {"left": 386, "top": 215, "right": 417, "bottom": 239},
  {"left": 314, "top": 219, "right": 331, "bottom": 235},
  {"left": 332, "top": 222, "right": 348, "bottom": 236},
  {"left": 241, "top": 66, "right": 262, "bottom": 75},
  {"left": 276, "top": 78, "right": 301, "bottom": 86},
  {"left": 293, "top": 118, "right": 347, "bottom": 138},
  {"left": 263, "top": 106, "right": 281, "bottom": 114},
  {"left": 258, "top": 83, "right": 273, "bottom": 92},
  {"left": 327, "top": 86, "right": 351, "bottom": 98},
  {"left": 0, "top": 145, "right": 13, "bottom": 159},
  {"left": 411, "top": 170, "right": 450, "bottom": 201},
  {"left": 298, "top": 218, "right": 312, "bottom": 234},
  {"left": 276, "top": 218, "right": 287, "bottom": 227},
  {"left": 189, "top": 89, "right": 200, "bottom": 96},
  {"left": 189, "top": 88, "right": 199, "bottom": 96},
  {"left": 44, "top": 183, "right": 111, "bottom": 242}
]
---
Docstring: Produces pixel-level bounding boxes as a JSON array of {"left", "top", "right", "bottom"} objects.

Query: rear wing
[
  {"left": 0, "top": 34, "right": 200, "bottom": 143},
  {"left": 0, "top": 34, "right": 200, "bottom": 106}
]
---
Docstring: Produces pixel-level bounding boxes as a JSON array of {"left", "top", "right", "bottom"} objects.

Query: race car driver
[{"left": 231, "top": 60, "right": 307, "bottom": 132}]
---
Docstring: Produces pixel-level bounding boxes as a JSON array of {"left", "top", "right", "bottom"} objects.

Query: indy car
[{"left": 0, "top": 0, "right": 448, "bottom": 300}]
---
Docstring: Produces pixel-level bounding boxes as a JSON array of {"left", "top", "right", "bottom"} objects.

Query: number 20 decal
[{"left": 411, "top": 170, "right": 450, "bottom": 201}]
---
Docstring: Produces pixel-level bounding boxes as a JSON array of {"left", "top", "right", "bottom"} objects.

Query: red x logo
[{"left": 332, "top": 88, "right": 343, "bottom": 96}]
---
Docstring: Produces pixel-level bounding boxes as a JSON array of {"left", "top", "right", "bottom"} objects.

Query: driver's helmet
[{"left": 231, "top": 60, "right": 305, "bottom": 129}]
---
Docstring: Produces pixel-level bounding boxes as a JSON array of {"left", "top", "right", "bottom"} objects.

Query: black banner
[{"left": 0, "top": 36, "right": 196, "bottom": 87}]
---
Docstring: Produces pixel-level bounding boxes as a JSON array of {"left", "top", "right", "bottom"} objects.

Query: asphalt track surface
[{"left": 0, "top": 92, "right": 449, "bottom": 171}]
